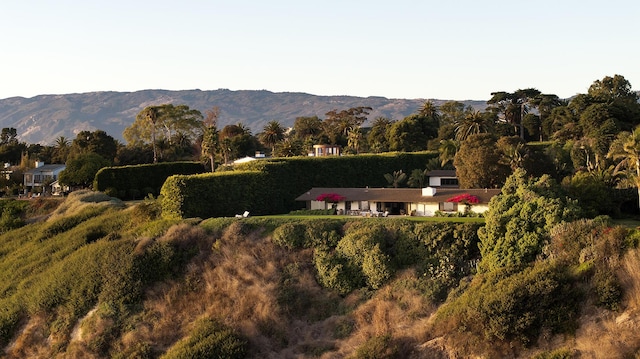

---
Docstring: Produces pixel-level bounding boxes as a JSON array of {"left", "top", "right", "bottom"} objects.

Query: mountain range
[{"left": 0, "top": 89, "right": 487, "bottom": 145}]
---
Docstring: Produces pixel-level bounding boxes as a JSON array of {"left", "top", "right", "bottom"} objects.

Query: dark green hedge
[
  {"left": 161, "top": 152, "right": 437, "bottom": 219},
  {"left": 161, "top": 171, "right": 276, "bottom": 219},
  {"left": 93, "top": 162, "right": 205, "bottom": 200}
]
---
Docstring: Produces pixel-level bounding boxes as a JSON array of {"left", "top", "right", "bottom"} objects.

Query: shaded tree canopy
[
  {"left": 69, "top": 130, "right": 118, "bottom": 162},
  {"left": 454, "top": 133, "right": 510, "bottom": 188}
]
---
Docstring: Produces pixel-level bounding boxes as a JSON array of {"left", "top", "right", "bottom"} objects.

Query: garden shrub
[
  {"left": 478, "top": 169, "right": 583, "bottom": 273},
  {"left": 347, "top": 334, "right": 399, "bottom": 359},
  {"left": 272, "top": 222, "right": 307, "bottom": 249},
  {"left": 304, "top": 219, "right": 344, "bottom": 248},
  {"left": 313, "top": 247, "right": 364, "bottom": 295},
  {"left": 161, "top": 318, "right": 247, "bottom": 359},
  {"left": 435, "top": 261, "right": 580, "bottom": 346}
]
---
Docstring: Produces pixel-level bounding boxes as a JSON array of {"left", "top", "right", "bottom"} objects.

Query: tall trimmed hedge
[
  {"left": 161, "top": 171, "right": 277, "bottom": 219},
  {"left": 161, "top": 152, "right": 438, "bottom": 219},
  {"left": 94, "top": 162, "right": 205, "bottom": 200}
]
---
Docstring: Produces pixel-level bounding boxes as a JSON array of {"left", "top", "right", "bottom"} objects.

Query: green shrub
[
  {"left": 161, "top": 318, "right": 247, "bottom": 359},
  {"left": 593, "top": 269, "right": 623, "bottom": 311},
  {"left": 313, "top": 248, "right": 364, "bottom": 295},
  {"left": 531, "top": 348, "right": 575, "bottom": 359},
  {"left": 348, "top": 334, "right": 398, "bottom": 359},
  {"left": 362, "top": 245, "right": 392, "bottom": 289},
  {"left": 304, "top": 219, "right": 344, "bottom": 248},
  {"left": 272, "top": 222, "right": 307, "bottom": 249},
  {"left": 435, "top": 261, "right": 580, "bottom": 345}
]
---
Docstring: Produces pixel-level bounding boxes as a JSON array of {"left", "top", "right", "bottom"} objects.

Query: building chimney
[
  {"left": 35, "top": 161, "right": 44, "bottom": 168},
  {"left": 422, "top": 187, "right": 436, "bottom": 196}
]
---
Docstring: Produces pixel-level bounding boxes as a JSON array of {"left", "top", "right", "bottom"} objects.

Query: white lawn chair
[{"left": 235, "top": 211, "right": 250, "bottom": 218}]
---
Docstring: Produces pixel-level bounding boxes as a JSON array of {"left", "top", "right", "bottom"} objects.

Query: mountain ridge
[{"left": 0, "top": 89, "right": 487, "bottom": 145}]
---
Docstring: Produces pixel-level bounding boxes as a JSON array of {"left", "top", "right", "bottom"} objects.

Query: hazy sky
[{"left": 2, "top": 0, "right": 638, "bottom": 101}]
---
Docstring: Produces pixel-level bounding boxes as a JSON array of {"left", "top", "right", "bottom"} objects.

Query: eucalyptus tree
[
  {"left": 322, "top": 107, "right": 371, "bottom": 146},
  {"left": 124, "top": 104, "right": 203, "bottom": 163}
]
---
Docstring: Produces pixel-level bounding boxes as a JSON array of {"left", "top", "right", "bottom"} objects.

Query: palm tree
[
  {"left": 384, "top": 170, "right": 407, "bottom": 188},
  {"left": 259, "top": 121, "right": 285, "bottom": 154},
  {"left": 347, "top": 126, "right": 362, "bottom": 154},
  {"left": 53, "top": 136, "right": 70, "bottom": 163},
  {"left": 138, "top": 106, "right": 160, "bottom": 163},
  {"left": 454, "top": 111, "right": 493, "bottom": 142},
  {"left": 607, "top": 126, "right": 640, "bottom": 208},
  {"left": 438, "top": 139, "right": 458, "bottom": 168}
]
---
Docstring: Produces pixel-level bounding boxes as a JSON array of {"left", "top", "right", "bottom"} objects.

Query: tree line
[{"left": 1, "top": 74, "right": 639, "bottom": 206}]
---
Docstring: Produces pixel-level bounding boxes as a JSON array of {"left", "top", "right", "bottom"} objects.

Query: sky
[{"left": 1, "top": 0, "right": 639, "bottom": 101}]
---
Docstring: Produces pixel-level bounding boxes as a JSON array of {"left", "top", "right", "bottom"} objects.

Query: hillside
[
  {"left": 0, "top": 89, "right": 486, "bottom": 145},
  {"left": 2, "top": 192, "right": 640, "bottom": 358}
]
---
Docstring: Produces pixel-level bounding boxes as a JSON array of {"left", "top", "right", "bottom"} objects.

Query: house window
[
  {"left": 25, "top": 174, "right": 33, "bottom": 183},
  {"left": 34, "top": 174, "right": 41, "bottom": 183},
  {"left": 345, "top": 201, "right": 352, "bottom": 211},
  {"left": 441, "top": 178, "right": 459, "bottom": 186},
  {"left": 439, "top": 202, "right": 457, "bottom": 212},
  {"left": 360, "top": 201, "right": 370, "bottom": 211}
]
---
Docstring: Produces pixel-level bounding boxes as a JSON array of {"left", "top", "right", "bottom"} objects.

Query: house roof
[
  {"left": 295, "top": 187, "right": 501, "bottom": 204},
  {"left": 425, "top": 169, "right": 457, "bottom": 178},
  {"left": 24, "top": 164, "right": 66, "bottom": 174}
]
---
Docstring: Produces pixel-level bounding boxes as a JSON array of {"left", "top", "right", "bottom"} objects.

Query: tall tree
[
  {"left": 454, "top": 133, "right": 510, "bottom": 188},
  {"left": 124, "top": 104, "right": 203, "bottom": 163},
  {"left": 607, "top": 125, "right": 640, "bottom": 208},
  {"left": 258, "top": 121, "right": 286, "bottom": 154},
  {"left": 454, "top": 110, "right": 494, "bottom": 142},
  {"left": 69, "top": 130, "right": 117, "bottom": 162},
  {"left": 530, "top": 94, "right": 563, "bottom": 141},
  {"left": 323, "top": 107, "right": 371, "bottom": 146},
  {"left": 346, "top": 126, "right": 363, "bottom": 154},
  {"left": 219, "top": 123, "right": 257, "bottom": 163},
  {"left": 367, "top": 117, "right": 394, "bottom": 153},
  {"left": 52, "top": 136, "right": 71, "bottom": 163},
  {"left": 487, "top": 88, "right": 541, "bottom": 139},
  {"left": 201, "top": 106, "right": 220, "bottom": 172}
]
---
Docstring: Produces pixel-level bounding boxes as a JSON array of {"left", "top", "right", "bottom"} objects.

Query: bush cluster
[
  {"left": 435, "top": 261, "right": 580, "bottom": 346},
  {"left": 161, "top": 318, "right": 247, "bottom": 359}
]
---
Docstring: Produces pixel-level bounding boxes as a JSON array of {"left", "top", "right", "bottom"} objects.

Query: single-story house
[
  {"left": 23, "top": 161, "right": 66, "bottom": 194},
  {"left": 425, "top": 169, "right": 459, "bottom": 187},
  {"left": 296, "top": 186, "right": 501, "bottom": 216}
]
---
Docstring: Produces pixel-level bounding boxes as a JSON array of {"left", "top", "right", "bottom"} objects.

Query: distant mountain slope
[{"left": 0, "top": 89, "right": 487, "bottom": 145}]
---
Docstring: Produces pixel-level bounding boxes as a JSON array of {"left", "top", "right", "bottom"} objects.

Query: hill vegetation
[{"left": 1, "top": 177, "right": 640, "bottom": 358}]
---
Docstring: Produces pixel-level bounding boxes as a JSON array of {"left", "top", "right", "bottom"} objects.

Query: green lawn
[{"left": 262, "top": 214, "right": 485, "bottom": 223}]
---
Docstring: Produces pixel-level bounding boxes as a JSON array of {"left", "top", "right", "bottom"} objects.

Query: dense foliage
[
  {"left": 93, "top": 161, "right": 205, "bottom": 200},
  {"left": 161, "top": 152, "right": 437, "bottom": 218}
]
